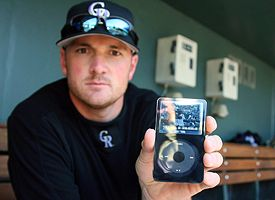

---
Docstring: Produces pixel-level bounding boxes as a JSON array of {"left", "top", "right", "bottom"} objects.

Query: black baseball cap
[{"left": 56, "top": 0, "right": 139, "bottom": 53}]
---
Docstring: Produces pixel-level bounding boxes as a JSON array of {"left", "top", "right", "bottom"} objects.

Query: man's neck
[{"left": 69, "top": 93, "right": 124, "bottom": 123}]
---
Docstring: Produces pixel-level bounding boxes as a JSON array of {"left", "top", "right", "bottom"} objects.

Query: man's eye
[
  {"left": 110, "top": 50, "right": 121, "bottom": 56},
  {"left": 76, "top": 48, "right": 88, "bottom": 54}
]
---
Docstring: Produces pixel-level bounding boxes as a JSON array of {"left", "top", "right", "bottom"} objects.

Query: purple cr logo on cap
[{"left": 88, "top": 2, "right": 110, "bottom": 19}]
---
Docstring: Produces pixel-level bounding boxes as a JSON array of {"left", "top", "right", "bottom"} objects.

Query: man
[{"left": 8, "top": 1, "right": 223, "bottom": 199}]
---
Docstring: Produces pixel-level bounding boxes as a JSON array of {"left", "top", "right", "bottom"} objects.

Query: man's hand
[{"left": 136, "top": 116, "right": 223, "bottom": 200}]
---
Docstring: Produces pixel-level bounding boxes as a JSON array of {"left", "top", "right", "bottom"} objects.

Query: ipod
[{"left": 153, "top": 97, "right": 207, "bottom": 183}]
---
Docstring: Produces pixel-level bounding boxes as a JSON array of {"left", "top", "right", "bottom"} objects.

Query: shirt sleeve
[{"left": 8, "top": 109, "right": 81, "bottom": 200}]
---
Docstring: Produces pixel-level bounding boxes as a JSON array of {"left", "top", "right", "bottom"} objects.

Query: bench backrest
[
  {"left": 0, "top": 126, "right": 16, "bottom": 200},
  {"left": 217, "top": 142, "right": 275, "bottom": 185}
]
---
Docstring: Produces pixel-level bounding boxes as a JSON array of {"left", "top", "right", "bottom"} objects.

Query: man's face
[{"left": 60, "top": 35, "right": 138, "bottom": 112}]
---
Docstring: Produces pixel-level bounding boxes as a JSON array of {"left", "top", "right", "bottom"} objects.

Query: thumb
[
  {"left": 141, "top": 128, "right": 155, "bottom": 155},
  {"left": 136, "top": 129, "right": 156, "bottom": 184}
]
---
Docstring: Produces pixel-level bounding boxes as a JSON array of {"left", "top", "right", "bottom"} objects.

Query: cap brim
[{"left": 56, "top": 33, "right": 139, "bottom": 53}]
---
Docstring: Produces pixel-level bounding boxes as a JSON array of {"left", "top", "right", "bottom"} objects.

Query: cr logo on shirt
[{"left": 99, "top": 130, "right": 114, "bottom": 148}]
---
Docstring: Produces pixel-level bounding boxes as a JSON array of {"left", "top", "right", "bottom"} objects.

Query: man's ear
[
  {"left": 60, "top": 48, "right": 67, "bottom": 76},
  {"left": 128, "top": 54, "right": 139, "bottom": 81}
]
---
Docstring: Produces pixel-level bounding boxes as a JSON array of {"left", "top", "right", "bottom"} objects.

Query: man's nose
[{"left": 89, "top": 54, "right": 107, "bottom": 74}]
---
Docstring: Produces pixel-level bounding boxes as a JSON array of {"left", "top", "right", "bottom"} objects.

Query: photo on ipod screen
[{"left": 157, "top": 98, "right": 206, "bottom": 136}]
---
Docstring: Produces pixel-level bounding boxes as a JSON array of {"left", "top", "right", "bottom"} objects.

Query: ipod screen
[{"left": 156, "top": 98, "right": 206, "bottom": 135}]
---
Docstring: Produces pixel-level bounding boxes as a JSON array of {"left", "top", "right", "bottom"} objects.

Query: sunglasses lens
[
  {"left": 105, "top": 18, "right": 131, "bottom": 36},
  {"left": 82, "top": 18, "right": 98, "bottom": 32}
]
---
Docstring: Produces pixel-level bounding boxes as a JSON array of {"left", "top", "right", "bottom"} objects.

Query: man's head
[
  {"left": 58, "top": 1, "right": 139, "bottom": 121},
  {"left": 56, "top": 0, "right": 139, "bottom": 54}
]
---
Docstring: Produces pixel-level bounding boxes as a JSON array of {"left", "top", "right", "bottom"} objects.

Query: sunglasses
[{"left": 71, "top": 16, "right": 134, "bottom": 37}]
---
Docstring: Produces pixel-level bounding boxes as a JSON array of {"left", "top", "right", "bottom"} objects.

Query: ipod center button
[{"left": 173, "top": 151, "right": 185, "bottom": 163}]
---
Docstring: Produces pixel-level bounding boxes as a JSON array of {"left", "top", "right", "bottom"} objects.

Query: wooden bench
[
  {"left": 0, "top": 125, "right": 16, "bottom": 200},
  {"left": 216, "top": 142, "right": 275, "bottom": 185}
]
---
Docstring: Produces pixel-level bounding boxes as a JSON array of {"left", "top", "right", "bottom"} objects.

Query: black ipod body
[{"left": 153, "top": 97, "right": 207, "bottom": 183}]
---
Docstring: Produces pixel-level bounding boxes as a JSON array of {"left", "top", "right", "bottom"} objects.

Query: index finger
[{"left": 205, "top": 116, "right": 217, "bottom": 134}]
